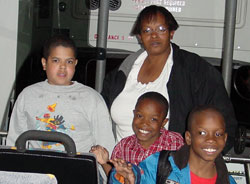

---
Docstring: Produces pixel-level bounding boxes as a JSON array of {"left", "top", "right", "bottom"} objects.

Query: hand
[
  {"left": 110, "top": 158, "right": 135, "bottom": 184},
  {"left": 90, "top": 145, "right": 109, "bottom": 165}
]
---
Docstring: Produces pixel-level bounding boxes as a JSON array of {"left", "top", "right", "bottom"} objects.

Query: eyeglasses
[{"left": 141, "top": 26, "right": 168, "bottom": 35}]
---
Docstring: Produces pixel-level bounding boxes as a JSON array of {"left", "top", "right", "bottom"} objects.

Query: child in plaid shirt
[
  {"left": 109, "top": 106, "right": 237, "bottom": 184},
  {"left": 90, "top": 92, "right": 184, "bottom": 176}
]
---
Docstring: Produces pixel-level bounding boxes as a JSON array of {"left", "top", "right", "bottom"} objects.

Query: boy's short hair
[
  {"left": 136, "top": 92, "right": 169, "bottom": 118},
  {"left": 43, "top": 34, "right": 77, "bottom": 60},
  {"left": 131, "top": 5, "right": 179, "bottom": 36},
  {"left": 187, "top": 105, "right": 225, "bottom": 131}
]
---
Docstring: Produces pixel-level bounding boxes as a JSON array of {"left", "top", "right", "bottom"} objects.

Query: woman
[{"left": 102, "top": 5, "right": 236, "bottom": 152}]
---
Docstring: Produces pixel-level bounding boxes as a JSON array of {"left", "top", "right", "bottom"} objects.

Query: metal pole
[
  {"left": 245, "top": 163, "right": 250, "bottom": 184},
  {"left": 222, "top": 0, "right": 237, "bottom": 96},
  {"left": 95, "top": 0, "right": 109, "bottom": 92}
]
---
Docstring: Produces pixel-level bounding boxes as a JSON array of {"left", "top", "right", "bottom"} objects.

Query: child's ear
[
  {"left": 41, "top": 58, "right": 47, "bottom": 70},
  {"left": 161, "top": 118, "right": 168, "bottom": 128},
  {"left": 75, "top": 59, "right": 78, "bottom": 66},
  {"left": 185, "top": 131, "right": 192, "bottom": 145}
]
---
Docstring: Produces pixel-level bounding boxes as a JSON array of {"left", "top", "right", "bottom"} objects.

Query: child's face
[
  {"left": 185, "top": 110, "right": 227, "bottom": 164},
  {"left": 132, "top": 98, "right": 168, "bottom": 149},
  {"left": 41, "top": 46, "right": 78, "bottom": 86}
]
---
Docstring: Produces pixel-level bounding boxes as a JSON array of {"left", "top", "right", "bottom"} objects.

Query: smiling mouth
[
  {"left": 203, "top": 148, "right": 217, "bottom": 153},
  {"left": 139, "top": 129, "right": 149, "bottom": 134}
]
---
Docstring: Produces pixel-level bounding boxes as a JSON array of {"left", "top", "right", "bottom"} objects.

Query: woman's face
[{"left": 138, "top": 12, "right": 175, "bottom": 56}]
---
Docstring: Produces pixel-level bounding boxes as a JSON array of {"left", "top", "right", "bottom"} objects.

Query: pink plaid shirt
[{"left": 111, "top": 128, "right": 184, "bottom": 165}]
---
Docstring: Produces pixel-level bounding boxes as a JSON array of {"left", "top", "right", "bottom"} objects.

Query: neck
[
  {"left": 146, "top": 47, "right": 171, "bottom": 64},
  {"left": 139, "top": 134, "right": 161, "bottom": 149},
  {"left": 189, "top": 157, "right": 217, "bottom": 178}
]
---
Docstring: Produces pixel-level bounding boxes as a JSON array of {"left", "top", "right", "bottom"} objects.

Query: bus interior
[{"left": 1, "top": 0, "right": 250, "bottom": 183}]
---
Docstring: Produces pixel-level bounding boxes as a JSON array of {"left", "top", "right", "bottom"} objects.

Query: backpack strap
[{"left": 156, "top": 150, "right": 173, "bottom": 184}]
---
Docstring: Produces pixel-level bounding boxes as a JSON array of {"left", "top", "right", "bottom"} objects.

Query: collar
[
  {"left": 134, "top": 128, "right": 166, "bottom": 150},
  {"left": 172, "top": 144, "right": 230, "bottom": 184},
  {"left": 119, "top": 43, "right": 178, "bottom": 77}
]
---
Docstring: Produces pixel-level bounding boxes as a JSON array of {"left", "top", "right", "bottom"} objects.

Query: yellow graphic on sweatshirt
[
  {"left": 47, "top": 103, "right": 56, "bottom": 112},
  {"left": 35, "top": 103, "right": 75, "bottom": 149}
]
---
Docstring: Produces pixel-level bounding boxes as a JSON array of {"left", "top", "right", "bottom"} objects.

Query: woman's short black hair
[
  {"left": 43, "top": 34, "right": 77, "bottom": 60},
  {"left": 136, "top": 91, "right": 169, "bottom": 118},
  {"left": 131, "top": 5, "right": 179, "bottom": 36}
]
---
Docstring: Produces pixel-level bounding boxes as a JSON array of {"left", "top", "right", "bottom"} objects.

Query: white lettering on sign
[
  {"left": 164, "top": 0, "right": 185, "bottom": 6},
  {"left": 166, "top": 6, "right": 182, "bottom": 12},
  {"left": 131, "top": 0, "right": 186, "bottom": 12}
]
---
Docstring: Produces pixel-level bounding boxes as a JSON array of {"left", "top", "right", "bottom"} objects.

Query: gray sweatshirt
[{"left": 6, "top": 80, "right": 115, "bottom": 154}]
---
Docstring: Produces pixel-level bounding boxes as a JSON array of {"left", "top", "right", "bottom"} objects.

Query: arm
[
  {"left": 110, "top": 140, "right": 123, "bottom": 160},
  {"left": 91, "top": 93, "right": 115, "bottom": 156},
  {"left": 170, "top": 47, "right": 237, "bottom": 152},
  {"left": 101, "top": 69, "right": 114, "bottom": 109},
  {"left": 109, "top": 158, "right": 136, "bottom": 184},
  {"left": 101, "top": 67, "right": 120, "bottom": 109},
  {"left": 90, "top": 145, "right": 112, "bottom": 176},
  {"left": 101, "top": 67, "right": 127, "bottom": 110},
  {"left": 167, "top": 131, "right": 184, "bottom": 150},
  {"left": 6, "top": 93, "right": 28, "bottom": 146},
  {"left": 195, "top": 63, "right": 237, "bottom": 152},
  {"left": 109, "top": 152, "right": 161, "bottom": 184},
  {"left": 86, "top": 92, "right": 115, "bottom": 183}
]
